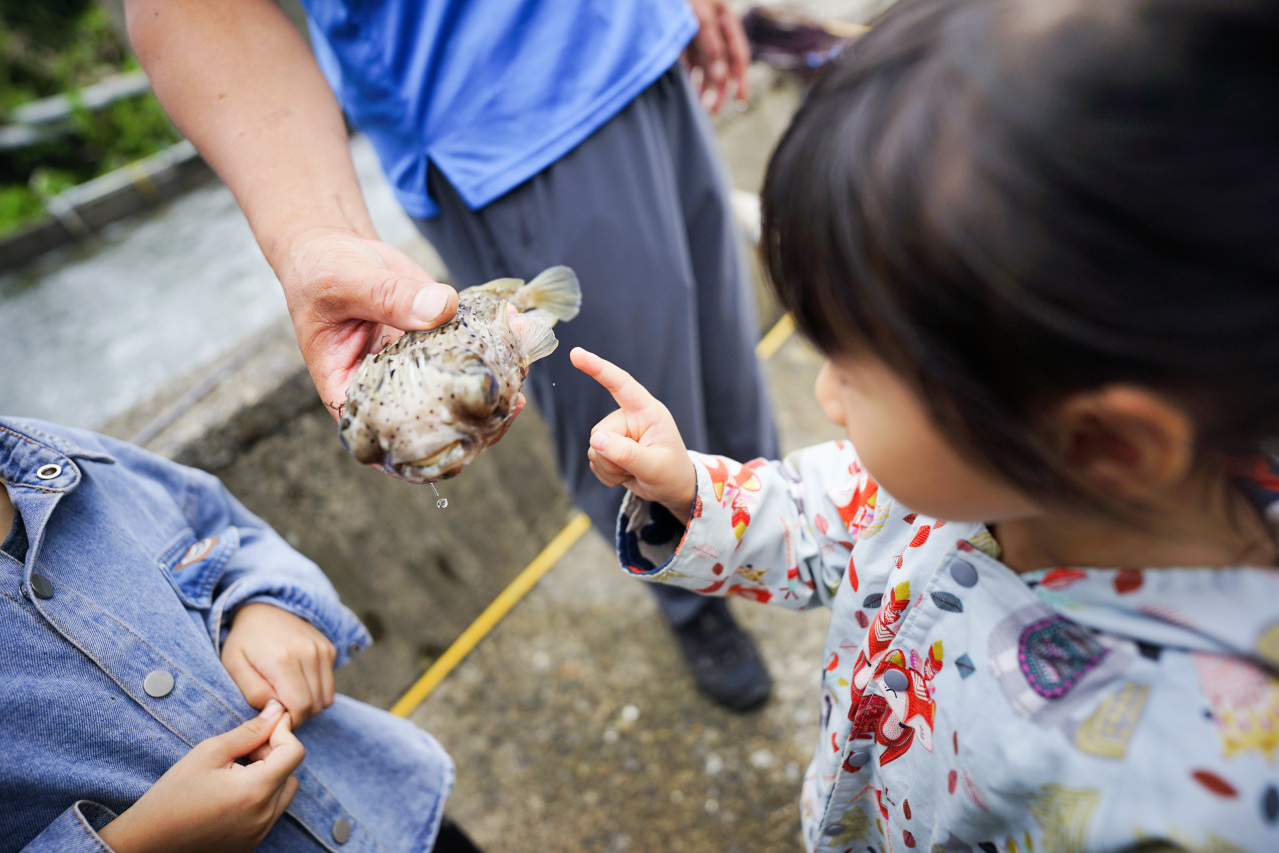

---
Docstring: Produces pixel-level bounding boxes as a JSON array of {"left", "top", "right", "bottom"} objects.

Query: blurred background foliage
[{"left": 1, "top": 0, "right": 181, "bottom": 235}]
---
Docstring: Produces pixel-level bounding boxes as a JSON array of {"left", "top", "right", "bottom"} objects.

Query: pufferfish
[{"left": 338, "top": 266, "right": 580, "bottom": 483}]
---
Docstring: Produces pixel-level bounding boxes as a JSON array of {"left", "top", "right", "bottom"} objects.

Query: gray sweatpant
[{"left": 415, "top": 66, "right": 778, "bottom": 627}]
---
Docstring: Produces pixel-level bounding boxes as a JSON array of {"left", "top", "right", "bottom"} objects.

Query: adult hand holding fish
[
  {"left": 341, "top": 267, "right": 580, "bottom": 483},
  {"left": 571, "top": 347, "right": 697, "bottom": 523},
  {"left": 272, "top": 226, "right": 459, "bottom": 417}
]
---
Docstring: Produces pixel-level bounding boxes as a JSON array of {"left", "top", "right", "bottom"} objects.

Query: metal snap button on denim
[
  {"left": 144, "top": 670, "right": 174, "bottom": 698},
  {"left": 29, "top": 574, "right": 55, "bottom": 599},
  {"left": 36, "top": 464, "right": 61, "bottom": 480},
  {"left": 332, "top": 818, "right": 352, "bottom": 844}
]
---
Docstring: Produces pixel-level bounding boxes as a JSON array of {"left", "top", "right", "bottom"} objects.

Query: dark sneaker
[{"left": 672, "top": 598, "right": 773, "bottom": 711}]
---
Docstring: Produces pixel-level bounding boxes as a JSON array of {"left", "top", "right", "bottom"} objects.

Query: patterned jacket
[{"left": 617, "top": 440, "right": 1279, "bottom": 852}]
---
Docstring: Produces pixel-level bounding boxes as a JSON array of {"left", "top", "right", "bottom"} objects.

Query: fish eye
[
  {"left": 453, "top": 366, "right": 500, "bottom": 416},
  {"left": 464, "top": 365, "right": 499, "bottom": 398}
]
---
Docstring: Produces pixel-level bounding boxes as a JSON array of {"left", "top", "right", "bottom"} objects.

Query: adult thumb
[
  {"left": 353, "top": 268, "right": 458, "bottom": 332},
  {"left": 209, "top": 700, "right": 286, "bottom": 762}
]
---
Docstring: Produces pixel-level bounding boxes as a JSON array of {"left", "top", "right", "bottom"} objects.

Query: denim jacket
[
  {"left": 618, "top": 441, "right": 1279, "bottom": 852},
  {"left": 0, "top": 418, "right": 453, "bottom": 852}
]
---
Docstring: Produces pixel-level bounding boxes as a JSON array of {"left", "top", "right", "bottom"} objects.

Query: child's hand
[
  {"left": 98, "top": 700, "right": 304, "bottom": 853},
  {"left": 570, "top": 347, "right": 697, "bottom": 520},
  {"left": 222, "top": 603, "right": 336, "bottom": 727}
]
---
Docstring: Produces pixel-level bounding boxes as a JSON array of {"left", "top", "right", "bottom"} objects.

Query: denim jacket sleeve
[
  {"left": 61, "top": 428, "right": 372, "bottom": 667},
  {"left": 20, "top": 801, "right": 117, "bottom": 852},
  {"left": 176, "top": 464, "right": 372, "bottom": 667}
]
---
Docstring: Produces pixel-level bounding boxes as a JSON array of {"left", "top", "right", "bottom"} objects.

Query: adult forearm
[{"left": 126, "top": 0, "right": 374, "bottom": 270}]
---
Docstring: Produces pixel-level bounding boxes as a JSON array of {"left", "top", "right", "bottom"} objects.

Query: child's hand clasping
[
  {"left": 97, "top": 700, "right": 304, "bottom": 853},
  {"left": 570, "top": 347, "right": 697, "bottom": 520},
  {"left": 222, "top": 603, "right": 337, "bottom": 727}
]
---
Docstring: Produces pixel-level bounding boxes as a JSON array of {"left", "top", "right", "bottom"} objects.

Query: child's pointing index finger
[{"left": 570, "top": 347, "right": 657, "bottom": 413}]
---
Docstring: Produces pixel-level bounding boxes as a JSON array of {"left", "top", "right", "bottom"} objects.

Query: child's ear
[{"left": 1048, "top": 386, "right": 1197, "bottom": 502}]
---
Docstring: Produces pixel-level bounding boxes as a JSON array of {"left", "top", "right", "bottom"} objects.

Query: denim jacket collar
[{"left": 0, "top": 418, "right": 115, "bottom": 494}]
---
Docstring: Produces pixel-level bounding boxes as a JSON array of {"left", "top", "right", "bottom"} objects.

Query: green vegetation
[{"left": 1, "top": 1, "right": 182, "bottom": 236}]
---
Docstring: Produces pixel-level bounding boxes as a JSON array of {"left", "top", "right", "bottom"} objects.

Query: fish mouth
[{"left": 394, "top": 439, "right": 473, "bottom": 483}]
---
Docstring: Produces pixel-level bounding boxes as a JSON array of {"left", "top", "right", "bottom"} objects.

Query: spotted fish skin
[{"left": 338, "top": 266, "right": 580, "bottom": 483}]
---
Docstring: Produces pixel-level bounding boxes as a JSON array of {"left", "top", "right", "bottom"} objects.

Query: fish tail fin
[
  {"left": 513, "top": 265, "right": 580, "bottom": 323},
  {"left": 509, "top": 312, "right": 559, "bottom": 365}
]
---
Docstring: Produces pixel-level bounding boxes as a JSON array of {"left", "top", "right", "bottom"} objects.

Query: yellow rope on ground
[
  {"left": 390, "top": 312, "right": 796, "bottom": 717},
  {"left": 391, "top": 513, "right": 593, "bottom": 716},
  {"left": 755, "top": 313, "right": 795, "bottom": 360}
]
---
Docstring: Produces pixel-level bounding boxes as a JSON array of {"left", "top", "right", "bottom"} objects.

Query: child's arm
[
  {"left": 58, "top": 429, "right": 366, "bottom": 726},
  {"left": 178, "top": 465, "right": 370, "bottom": 665},
  {"left": 572, "top": 348, "right": 858, "bottom": 611},
  {"left": 139, "top": 459, "right": 368, "bottom": 725},
  {"left": 24, "top": 702, "right": 303, "bottom": 853},
  {"left": 180, "top": 468, "right": 364, "bottom": 724}
]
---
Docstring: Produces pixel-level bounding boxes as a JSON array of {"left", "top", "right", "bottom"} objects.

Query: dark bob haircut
[{"left": 761, "top": 0, "right": 1279, "bottom": 503}]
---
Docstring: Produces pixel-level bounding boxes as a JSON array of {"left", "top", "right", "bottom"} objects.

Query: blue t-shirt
[{"left": 301, "top": 0, "right": 698, "bottom": 219}]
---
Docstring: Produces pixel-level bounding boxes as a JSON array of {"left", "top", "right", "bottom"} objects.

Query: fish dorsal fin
[
  {"left": 510, "top": 266, "right": 581, "bottom": 323},
  {"left": 508, "top": 311, "right": 559, "bottom": 365},
  {"left": 469, "top": 277, "right": 525, "bottom": 298}
]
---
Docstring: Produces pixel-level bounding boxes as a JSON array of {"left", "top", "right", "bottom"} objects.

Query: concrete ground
[{"left": 407, "top": 334, "right": 845, "bottom": 852}]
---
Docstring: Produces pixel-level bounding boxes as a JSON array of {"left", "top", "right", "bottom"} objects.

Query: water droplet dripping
[{"left": 429, "top": 482, "right": 448, "bottom": 510}]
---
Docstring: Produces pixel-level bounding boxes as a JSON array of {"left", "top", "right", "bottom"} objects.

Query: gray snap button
[
  {"left": 882, "top": 669, "right": 909, "bottom": 693},
  {"left": 824, "top": 824, "right": 846, "bottom": 836},
  {"left": 29, "top": 574, "right": 55, "bottom": 599},
  {"left": 332, "top": 818, "right": 352, "bottom": 844},
  {"left": 950, "top": 559, "right": 979, "bottom": 587},
  {"left": 846, "top": 750, "right": 870, "bottom": 769},
  {"left": 36, "top": 464, "right": 62, "bottom": 480},
  {"left": 144, "top": 670, "right": 174, "bottom": 698}
]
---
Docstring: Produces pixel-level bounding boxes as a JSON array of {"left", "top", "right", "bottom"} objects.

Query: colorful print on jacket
[{"left": 616, "top": 442, "right": 1279, "bottom": 852}]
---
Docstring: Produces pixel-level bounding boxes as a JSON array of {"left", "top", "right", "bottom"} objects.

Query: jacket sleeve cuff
[
  {"left": 22, "top": 801, "right": 118, "bottom": 852},
  {"left": 616, "top": 452, "right": 741, "bottom": 587},
  {"left": 210, "top": 577, "right": 373, "bottom": 669}
]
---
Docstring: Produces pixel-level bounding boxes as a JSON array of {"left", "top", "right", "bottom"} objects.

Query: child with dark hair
[
  {"left": 570, "top": 0, "right": 1279, "bottom": 849},
  {"left": 0, "top": 417, "right": 480, "bottom": 853}
]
